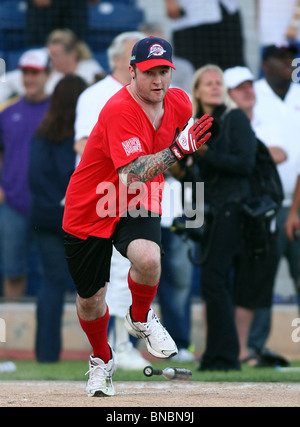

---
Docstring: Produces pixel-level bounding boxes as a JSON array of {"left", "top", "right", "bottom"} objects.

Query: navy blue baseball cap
[
  {"left": 130, "top": 36, "right": 176, "bottom": 71},
  {"left": 262, "top": 43, "right": 298, "bottom": 61}
]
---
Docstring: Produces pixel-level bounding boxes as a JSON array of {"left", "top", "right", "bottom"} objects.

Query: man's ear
[{"left": 129, "top": 65, "right": 136, "bottom": 80}]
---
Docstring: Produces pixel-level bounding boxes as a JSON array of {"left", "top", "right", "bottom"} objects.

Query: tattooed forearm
[{"left": 119, "top": 147, "right": 176, "bottom": 186}]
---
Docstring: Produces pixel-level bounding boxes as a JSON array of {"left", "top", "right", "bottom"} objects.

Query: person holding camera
[{"left": 189, "top": 64, "right": 256, "bottom": 371}]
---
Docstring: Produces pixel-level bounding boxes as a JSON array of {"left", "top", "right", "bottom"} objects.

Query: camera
[
  {"left": 171, "top": 203, "right": 215, "bottom": 242},
  {"left": 242, "top": 195, "right": 277, "bottom": 220},
  {"left": 171, "top": 215, "right": 207, "bottom": 242}
]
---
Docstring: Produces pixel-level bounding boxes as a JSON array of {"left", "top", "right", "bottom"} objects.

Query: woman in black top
[{"left": 191, "top": 64, "right": 256, "bottom": 371}]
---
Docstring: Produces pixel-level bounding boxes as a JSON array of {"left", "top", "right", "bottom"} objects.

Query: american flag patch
[{"left": 122, "top": 137, "right": 142, "bottom": 156}]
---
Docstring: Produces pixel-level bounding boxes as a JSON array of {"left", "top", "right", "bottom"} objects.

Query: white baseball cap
[
  {"left": 224, "top": 66, "right": 254, "bottom": 89},
  {"left": 18, "top": 48, "right": 50, "bottom": 71}
]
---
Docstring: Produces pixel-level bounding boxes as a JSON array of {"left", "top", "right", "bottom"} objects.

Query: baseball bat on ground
[
  {"left": 275, "top": 367, "right": 300, "bottom": 372},
  {"left": 143, "top": 365, "right": 192, "bottom": 381}
]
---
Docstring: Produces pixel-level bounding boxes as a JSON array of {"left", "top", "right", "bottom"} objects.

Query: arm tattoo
[{"left": 119, "top": 148, "right": 176, "bottom": 186}]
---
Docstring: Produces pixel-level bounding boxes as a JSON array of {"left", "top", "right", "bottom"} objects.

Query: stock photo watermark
[
  {"left": 0, "top": 58, "right": 6, "bottom": 83},
  {"left": 95, "top": 180, "right": 205, "bottom": 229},
  {"left": 292, "top": 58, "right": 300, "bottom": 83},
  {"left": 0, "top": 317, "right": 6, "bottom": 343}
]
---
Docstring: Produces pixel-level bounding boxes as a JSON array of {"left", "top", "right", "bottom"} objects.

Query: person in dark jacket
[
  {"left": 190, "top": 64, "right": 256, "bottom": 371},
  {"left": 29, "top": 74, "right": 87, "bottom": 362}
]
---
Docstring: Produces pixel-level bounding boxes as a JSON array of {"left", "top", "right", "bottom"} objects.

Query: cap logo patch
[{"left": 147, "top": 44, "right": 166, "bottom": 58}]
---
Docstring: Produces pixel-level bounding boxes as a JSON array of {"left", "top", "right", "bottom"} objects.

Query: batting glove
[{"left": 169, "top": 114, "right": 213, "bottom": 160}]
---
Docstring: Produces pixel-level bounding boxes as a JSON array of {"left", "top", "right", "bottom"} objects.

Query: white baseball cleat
[
  {"left": 85, "top": 348, "right": 117, "bottom": 397},
  {"left": 116, "top": 341, "right": 151, "bottom": 370},
  {"left": 171, "top": 348, "right": 196, "bottom": 362},
  {"left": 124, "top": 307, "right": 178, "bottom": 359}
]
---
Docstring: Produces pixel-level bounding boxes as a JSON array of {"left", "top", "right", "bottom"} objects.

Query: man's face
[
  {"left": 263, "top": 50, "right": 296, "bottom": 82},
  {"left": 48, "top": 43, "right": 75, "bottom": 73},
  {"left": 131, "top": 65, "right": 172, "bottom": 104},
  {"left": 22, "top": 68, "right": 49, "bottom": 101},
  {"left": 229, "top": 80, "right": 256, "bottom": 111}
]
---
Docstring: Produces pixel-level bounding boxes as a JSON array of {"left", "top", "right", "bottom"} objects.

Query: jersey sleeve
[{"left": 100, "top": 103, "right": 150, "bottom": 171}]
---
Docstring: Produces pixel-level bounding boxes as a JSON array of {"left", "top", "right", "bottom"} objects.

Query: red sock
[
  {"left": 128, "top": 272, "right": 158, "bottom": 322},
  {"left": 78, "top": 306, "right": 111, "bottom": 363}
]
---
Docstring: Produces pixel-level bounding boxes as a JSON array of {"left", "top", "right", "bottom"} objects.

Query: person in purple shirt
[{"left": 0, "top": 48, "right": 51, "bottom": 297}]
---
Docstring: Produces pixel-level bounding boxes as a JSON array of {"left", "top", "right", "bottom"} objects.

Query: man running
[{"left": 63, "top": 36, "right": 213, "bottom": 397}]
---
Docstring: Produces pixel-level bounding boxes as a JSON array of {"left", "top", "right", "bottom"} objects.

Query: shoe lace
[
  {"left": 145, "top": 313, "right": 169, "bottom": 342},
  {"left": 85, "top": 362, "right": 107, "bottom": 386}
]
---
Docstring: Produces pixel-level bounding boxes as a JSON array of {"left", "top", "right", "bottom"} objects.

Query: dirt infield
[{"left": 1, "top": 381, "right": 300, "bottom": 407}]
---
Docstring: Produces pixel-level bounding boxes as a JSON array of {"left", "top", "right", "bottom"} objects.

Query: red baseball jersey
[{"left": 63, "top": 85, "right": 192, "bottom": 239}]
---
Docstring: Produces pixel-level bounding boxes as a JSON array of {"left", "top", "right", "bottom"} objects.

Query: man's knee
[
  {"left": 76, "top": 286, "right": 107, "bottom": 314},
  {"left": 127, "top": 239, "right": 161, "bottom": 280},
  {"left": 139, "top": 250, "right": 161, "bottom": 273}
]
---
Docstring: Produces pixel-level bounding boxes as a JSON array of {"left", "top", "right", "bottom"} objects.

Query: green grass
[{"left": 1, "top": 359, "right": 300, "bottom": 383}]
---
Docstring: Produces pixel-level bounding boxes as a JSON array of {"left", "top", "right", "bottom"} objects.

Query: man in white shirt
[
  {"left": 74, "top": 31, "right": 151, "bottom": 370},
  {"left": 253, "top": 44, "right": 300, "bottom": 208},
  {"left": 250, "top": 43, "right": 300, "bottom": 353}
]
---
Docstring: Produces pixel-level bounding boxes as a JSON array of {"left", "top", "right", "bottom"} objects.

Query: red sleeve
[{"left": 104, "top": 106, "right": 149, "bottom": 171}]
